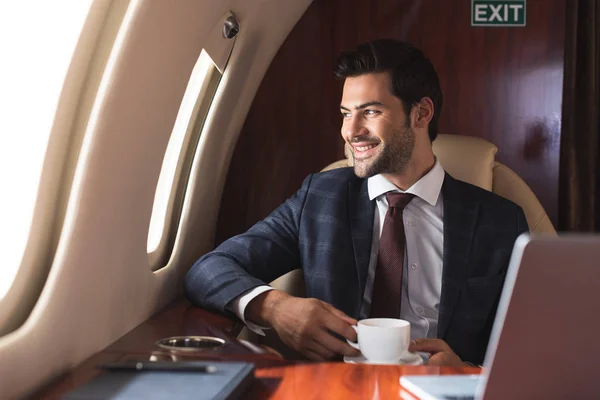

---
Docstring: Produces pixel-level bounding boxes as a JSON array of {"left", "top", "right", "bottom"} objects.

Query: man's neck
[{"left": 381, "top": 154, "right": 436, "bottom": 191}]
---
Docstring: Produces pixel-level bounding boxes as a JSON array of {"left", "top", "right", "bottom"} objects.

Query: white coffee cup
[{"left": 347, "top": 318, "right": 410, "bottom": 363}]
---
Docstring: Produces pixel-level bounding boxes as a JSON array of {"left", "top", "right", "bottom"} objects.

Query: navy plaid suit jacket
[{"left": 185, "top": 167, "right": 528, "bottom": 364}]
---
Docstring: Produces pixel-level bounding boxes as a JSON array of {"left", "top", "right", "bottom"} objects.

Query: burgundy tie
[{"left": 369, "top": 192, "right": 414, "bottom": 318}]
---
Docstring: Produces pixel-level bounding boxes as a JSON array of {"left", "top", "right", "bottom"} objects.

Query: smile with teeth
[{"left": 354, "top": 143, "right": 379, "bottom": 153}]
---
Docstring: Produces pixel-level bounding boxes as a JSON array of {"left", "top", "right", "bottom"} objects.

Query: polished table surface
[
  {"left": 252, "top": 363, "right": 477, "bottom": 399},
  {"left": 34, "top": 299, "right": 478, "bottom": 399}
]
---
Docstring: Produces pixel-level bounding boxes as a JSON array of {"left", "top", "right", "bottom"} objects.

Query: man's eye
[
  {"left": 341, "top": 112, "right": 352, "bottom": 118},
  {"left": 365, "top": 109, "right": 379, "bottom": 116}
]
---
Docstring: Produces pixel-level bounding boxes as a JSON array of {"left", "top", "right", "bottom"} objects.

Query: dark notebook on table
[{"left": 63, "top": 361, "right": 255, "bottom": 400}]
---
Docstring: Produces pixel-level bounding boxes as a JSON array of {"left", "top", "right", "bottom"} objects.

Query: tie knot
[{"left": 385, "top": 192, "right": 414, "bottom": 209}]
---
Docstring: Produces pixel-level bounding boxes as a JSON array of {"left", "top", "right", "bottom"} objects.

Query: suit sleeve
[
  {"left": 516, "top": 205, "right": 529, "bottom": 237},
  {"left": 184, "top": 174, "right": 313, "bottom": 316}
]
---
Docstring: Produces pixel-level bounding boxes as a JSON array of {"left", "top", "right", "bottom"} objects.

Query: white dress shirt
[{"left": 232, "top": 160, "right": 445, "bottom": 339}]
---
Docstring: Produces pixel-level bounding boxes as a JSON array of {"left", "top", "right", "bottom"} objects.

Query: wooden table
[
  {"left": 34, "top": 299, "right": 479, "bottom": 399},
  {"left": 253, "top": 363, "right": 477, "bottom": 399}
]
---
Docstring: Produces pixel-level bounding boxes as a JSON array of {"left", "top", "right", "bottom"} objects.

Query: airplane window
[
  {"left": 0, "top": 1, "right": 94, "bottom": 300},
  {"left": 147, "top": 49, "right": 222, "bottom": 269}
]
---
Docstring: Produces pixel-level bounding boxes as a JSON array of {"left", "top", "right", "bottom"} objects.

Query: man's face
[{"left": 340, "top": 72, "right": 415, "bottom": 178}]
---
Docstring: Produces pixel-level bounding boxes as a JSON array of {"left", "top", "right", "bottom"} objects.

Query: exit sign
[{"left": 471, "top": 0, "right": 526, "bottom": 27}]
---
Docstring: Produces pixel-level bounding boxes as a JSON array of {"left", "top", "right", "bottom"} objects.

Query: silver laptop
[{"left": 400, "top": 234, "right": 600, "bottom": 400}]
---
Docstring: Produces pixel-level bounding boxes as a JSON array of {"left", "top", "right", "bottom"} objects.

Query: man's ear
[{"left": 412, "top": 97, "right": 434, "bottom": 129}]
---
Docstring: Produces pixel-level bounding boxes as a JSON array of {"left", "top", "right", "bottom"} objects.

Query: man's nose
[{"left": 343, "top": 117, "right": 368, "bottom": 141}]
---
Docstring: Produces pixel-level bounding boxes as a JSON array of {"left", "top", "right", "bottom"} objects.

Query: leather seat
[{"left": 239, "top": 134, "right": 555, "bottom": 353}]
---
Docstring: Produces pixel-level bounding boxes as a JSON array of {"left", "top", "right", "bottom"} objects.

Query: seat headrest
[{"left": 432, "top": 134, "right": 497, "bottom": 191}]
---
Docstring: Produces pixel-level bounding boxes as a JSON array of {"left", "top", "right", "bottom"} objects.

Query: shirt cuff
[{"left": 231, "top": 285, "right": 274, "bottom": 336}]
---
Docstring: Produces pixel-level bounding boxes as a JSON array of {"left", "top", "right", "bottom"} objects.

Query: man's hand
[
  {"left": 409, "top": 338, "right": 467, "bottom": 367},
  {"left": 245, "top": 290, "right": 360, "bottom": 361}
]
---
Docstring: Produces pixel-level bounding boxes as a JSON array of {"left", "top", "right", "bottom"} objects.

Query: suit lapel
[
  {"left": 438, "top": 174, "right": 479, "bottom": 338},
  {"left": 348, "top": 177, "right": 375, "bottom": 316}
]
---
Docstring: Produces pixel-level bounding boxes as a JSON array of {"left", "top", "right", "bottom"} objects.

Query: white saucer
[{"left": 343, "top": 352, "right": 423, "bottom": 366}]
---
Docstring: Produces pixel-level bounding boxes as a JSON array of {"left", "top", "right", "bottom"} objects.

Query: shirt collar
[{"left": 367, "top": 158, "right": 445, "bottom": 206}]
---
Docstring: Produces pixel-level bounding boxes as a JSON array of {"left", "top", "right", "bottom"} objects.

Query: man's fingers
[
  {"left": 409, "top": 338, "right": 449, "bottom": 353},
  {"left": 425, "top": 351, "right": 465, "bottom": 367},
  {"left": 304, "top": 349, "right": 326, "bottom": 362},
  {"left": 320, "top": 302, "right": 358, "bottom": 326},
  {"left": 306, "top": 339, "right": 336, "bottom": 360},
  {"left": 272, "top": 297, "right": 361, "bottom": 359},
  {"left": 314, "top": 327, "right": 360, "bottom": 357},
  {"left": 409, "top": 339, "right": 464, "bottom": 366},
  {"left": 324, "top": 319, "right": 357, "bottom": 343},
  {"left": 426, "top": 353, "right": 447, "bottom": 366},
  {"left": 319, "top": 310, "right": 357, "bottom": 342}
]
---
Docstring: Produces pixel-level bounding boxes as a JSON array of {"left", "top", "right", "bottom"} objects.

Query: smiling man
[{"left": 185, "top": 39, "right": 528, "bottom": 366}]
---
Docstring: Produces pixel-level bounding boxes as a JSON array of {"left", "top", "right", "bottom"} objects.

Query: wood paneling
[{"left": 217, "top": 0, "right": 566, "bottom": 243}]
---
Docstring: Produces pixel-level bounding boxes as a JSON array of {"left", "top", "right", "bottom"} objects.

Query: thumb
[
  {"left": 320, "top": 301, "right": 357, "bottom": 325},
  {"left": 409, "top": 338, "right": 449, "bottom": 353}
]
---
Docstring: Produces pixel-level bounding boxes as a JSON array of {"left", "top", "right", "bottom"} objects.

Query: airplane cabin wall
[
  {"left": 0, "top": 0, "right": 312, "bottom": 397},
  {"left": 217, "top": 0, "right": 566, "bottom": 243}
]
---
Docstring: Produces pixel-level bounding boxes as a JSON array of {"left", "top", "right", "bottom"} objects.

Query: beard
[{"left": 352, "top": 124, "right": 415, "bottom": 178}]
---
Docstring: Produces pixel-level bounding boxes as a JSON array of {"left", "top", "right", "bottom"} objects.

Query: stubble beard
[{"left": 352, "top": 124, "right": 415, "bottom": 178}]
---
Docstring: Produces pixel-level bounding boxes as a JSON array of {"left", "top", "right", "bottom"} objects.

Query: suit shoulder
[
  {"left": 308, "top": 167, "right": 360, "bottom": 187},
  {"left": 449, "top": 176, "right": 522, "bottom": 212}
]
